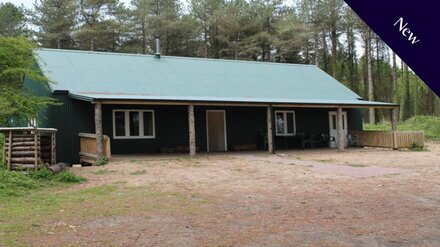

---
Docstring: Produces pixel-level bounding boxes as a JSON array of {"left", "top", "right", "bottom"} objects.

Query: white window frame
[
  {"left": 112, "top": 109, "right": 155, "bottom": 139},
  {"left": 274, "top": 110, "right": 296, "bottom": 136}
]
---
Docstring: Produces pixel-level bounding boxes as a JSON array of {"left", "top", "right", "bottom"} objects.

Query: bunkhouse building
[{"left": 25, "top": 48, "right": 398, "bottom": 164}]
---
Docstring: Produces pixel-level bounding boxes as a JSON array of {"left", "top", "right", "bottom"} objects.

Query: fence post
[
  {"left": 7, "top": 131, "right": 12, "bottom": 170},
  {"left": 392, "top": 131, "right": 398, "bottom": 150}
]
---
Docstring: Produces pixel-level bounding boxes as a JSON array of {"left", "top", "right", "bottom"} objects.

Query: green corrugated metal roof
[{"left": 35, "top": 48, "right": 396, "bottom": 107}]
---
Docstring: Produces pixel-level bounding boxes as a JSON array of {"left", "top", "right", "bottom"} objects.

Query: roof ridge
[{"left": 36, "top": 48, "right": 317, "bottom": 68}]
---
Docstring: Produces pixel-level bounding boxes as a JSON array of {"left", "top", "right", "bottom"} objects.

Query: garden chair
[{"left": 347, "top": 134, "right": 360, "bottom": 147}]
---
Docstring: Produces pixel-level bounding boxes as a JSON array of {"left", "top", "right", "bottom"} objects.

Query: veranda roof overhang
[{"left": 68, "top": 92, "right": 398, "bottom": 109}]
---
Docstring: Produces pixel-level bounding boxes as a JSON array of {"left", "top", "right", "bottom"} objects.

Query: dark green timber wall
[
  {"left": 102, "top": 105, "right": 363, "bottom": 154},
  {"left": 24, "top": 77, "right": 95, "bottom": 163}
]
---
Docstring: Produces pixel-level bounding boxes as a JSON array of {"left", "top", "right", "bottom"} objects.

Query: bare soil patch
[{"left": 10, "top": 141, "right": 440, "bottom": 246}]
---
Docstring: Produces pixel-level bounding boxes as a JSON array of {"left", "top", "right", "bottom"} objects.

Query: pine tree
[
  {"left": 77, "top": 0, "right": 122, "bottom": 51},
  {"left": 0, "top": 2, "right": 27, "bottom": 37},
  {"left": 32, "top": 0, "right": 77, "bottom": 49}
]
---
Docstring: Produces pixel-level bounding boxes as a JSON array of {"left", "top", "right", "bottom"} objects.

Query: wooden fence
[
  {"left": 79, "top": 133, "right": 111, "bottom": 164},
  {"left": 349, "top": 130, "right": 424, "bottom": 149},
  {"left": 0, "top": 127, "right": 57, "bottom": 170}
]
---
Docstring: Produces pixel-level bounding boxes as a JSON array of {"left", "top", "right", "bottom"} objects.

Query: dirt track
[{"left": 24, "top": 142, "right": 440, "bottom": 246}]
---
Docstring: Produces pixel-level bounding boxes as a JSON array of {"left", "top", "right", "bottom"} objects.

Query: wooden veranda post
[
  {"left": 337, "top": 107, "right": 345, "bottom": 151},
  {"left": 188, "top": 104, "right": 196, "bottom": 157},
  {"left": 95, "top": 102, "right": 104, "bottom": 159},
  {"left": 267, "top": 105, "right": 274, "bottom": 154}
]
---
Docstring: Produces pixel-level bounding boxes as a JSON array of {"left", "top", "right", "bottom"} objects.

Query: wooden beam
[
  {"left": 188, "top": 104, "right": 196, "bottom": 157},
  {"left": 391, "top": 107, "right": 398, "bottom": 131},
  {"left": 337, "top": 107, "right": 345, "bottom": 151},
  {"left": 95, "top": 102, "right": 104, "bottom": 159},
  {"left": 267, "top": 105, "right": 274, "bottom": 154}
]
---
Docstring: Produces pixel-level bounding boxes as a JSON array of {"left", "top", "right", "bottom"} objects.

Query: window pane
[
  {"left": 115, "top": 112, "right": 126, "bottom": 136},
  {"left": 332, "top": 115, "right": 336, "bottom": 130},
  {"left": 129, "top": 111, "right": 140, "bottom": 136},
  {"left": 276, "top": 112, "right": 285, "bottom": 134},
  {"left": 287, "top": 112, "right": 294, "bottom": 134},
  {"left": 143, "top": 112, "right": 153, "bottom": 136},
  {"left": 342, "top": 115, "right": 345, "bottom": 129}
]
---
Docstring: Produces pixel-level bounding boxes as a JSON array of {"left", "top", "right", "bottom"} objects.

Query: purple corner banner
[{"left": 344, "top": 0, "right": 439, "bottom": 97}]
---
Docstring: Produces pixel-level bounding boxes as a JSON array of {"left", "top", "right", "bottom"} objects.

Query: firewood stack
[{"left": 1, "top": 128, "right": 57, "bottom": 171}]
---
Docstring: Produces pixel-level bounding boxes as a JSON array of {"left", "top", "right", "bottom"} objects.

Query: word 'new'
[{"left": 394, "top": 17, "right": 420, "bottom": 44}]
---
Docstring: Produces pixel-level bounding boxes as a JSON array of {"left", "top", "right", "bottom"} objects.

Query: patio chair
[
  {"left": 321, "top": 134, "right": 336, "bottom": 148},
  {"left": 311, "top": 134, "right": 324, "bottom": 147},
  {"left": 347, "top": 134, "right": 360, "bottom": 147},
  {"left": 302, "top": 134, "right": 314, "bottom": 149}
]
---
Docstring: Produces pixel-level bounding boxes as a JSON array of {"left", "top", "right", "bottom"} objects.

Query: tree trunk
[
  {"left": 90, "top": 34, "right": 95, "bottom": 51},
  {"left": 331, "top": 25, "right": 337, "bottom": 78},
  {"left": 141, "top": 19, "right": 147, "bottom": 54},
  {"left": 322, "top": 32, "right": 329, "bottom": 73},
  {"left": 428, "top": 90, "right": 434, "bottom": 114},
  {"left": 403, "top": 63, "right": 410, "bottom": 120},
  {"left": 375, "top": 36, "right": 381, "bottom": 123},
  {"left": 366, "top": 28, "right": 375, "bottom": 124},
  {"left": 391, "top": 51, "right": 397, "bottom": 103},
  {"left": 314, "top": 33, "right": 320, "bottom": 67}
]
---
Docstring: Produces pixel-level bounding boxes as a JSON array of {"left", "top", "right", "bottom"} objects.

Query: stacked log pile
[{"left": 1, "top": 128, "right": 56, "bottom": 171}]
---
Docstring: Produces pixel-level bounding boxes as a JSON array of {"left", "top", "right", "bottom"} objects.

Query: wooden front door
[{"left": 206, "top": 110, "right": 227, "bottom": 152}]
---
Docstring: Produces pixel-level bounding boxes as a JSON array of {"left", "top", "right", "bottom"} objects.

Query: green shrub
[
  {"left": 93, "top": 156, "right": 108, "bottom": 166},
  {"left": 409, "top": 142, "right": 426, "bottom": 151},
  {"left": 55, "top": 171, "right": 86, "bottom": 183},
  {"left": 29, "top": 168, "right": 54, "bottom": 180}
]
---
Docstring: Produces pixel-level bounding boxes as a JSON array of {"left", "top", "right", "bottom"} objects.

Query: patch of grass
[
  {"left": 130, "top": 170, "right": 146, "bottom": 175},
  {"left": 92, "top": 169, "right": 117, "bottom": 175},
  {"left": 0, "top": 184, "right": 207, "bottom": 245},
  {"left": 0, "top": 169, "right": 39, "bottom": 196},
  {"left": 407, "top": 143, "right": 428, "bottom": 152},
  {"left": 55, "top": 171, "right": 87, "bottom": 183},
  {"left": 364, "top": 115, "right": 440, "bottom": 140},
  {"left": 93, "top": 156, "right": 109, "bottom": 166},
  {"left": 0, "top": 167, "right": 86, "bottom": 197}
]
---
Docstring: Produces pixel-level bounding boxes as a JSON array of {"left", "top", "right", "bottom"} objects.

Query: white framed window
[
  {"left": 275, "top": 110, "right": 296, "bottom": 136},
  {"left": 112, "top": 109, "right": 155, "bottom": 139}
]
